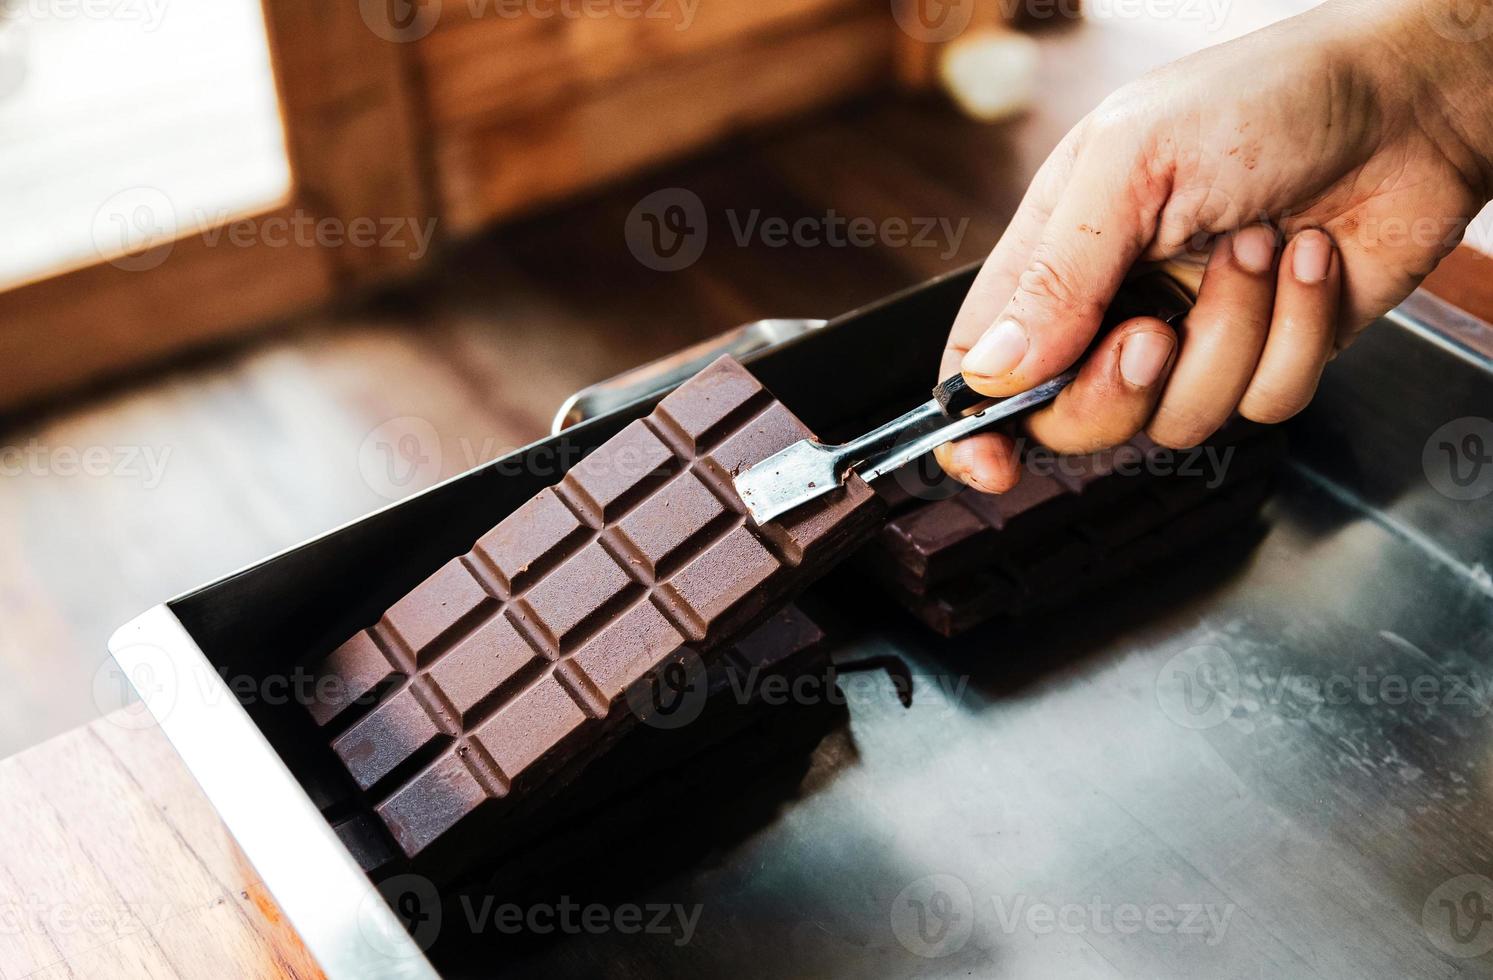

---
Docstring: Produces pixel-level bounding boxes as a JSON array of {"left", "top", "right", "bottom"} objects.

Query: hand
[{"left": 937, "top": 0, "right": 1493, "bottom": 493}]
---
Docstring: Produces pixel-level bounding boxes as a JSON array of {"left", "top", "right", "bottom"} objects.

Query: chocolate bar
[
  {"left": 329, "top": 605, "right": 830, "bottom": 879},
  {"left": 306, "top": 356, "right": 882, "bottom": 866},
  {"left": 865, "top": 423, "right": 1285, "bottom": 635}
]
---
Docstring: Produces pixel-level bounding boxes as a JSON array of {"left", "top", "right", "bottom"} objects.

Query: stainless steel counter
[{"left": 111, "top": 270, "right": 1493, "bottom": 979}]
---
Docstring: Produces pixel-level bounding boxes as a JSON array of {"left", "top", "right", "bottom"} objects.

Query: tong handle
[{"left": 930, "top": 260, "right": 1200, "bottom": 418}]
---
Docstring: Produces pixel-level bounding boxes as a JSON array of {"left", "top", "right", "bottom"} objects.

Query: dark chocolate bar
[
  {"left": 307, "top": 356, "right": 882, "bottom": 864},
  {"left": 865, "top": 423, "right": 1285, "bottom": 635},
  {"left": 330, "top": 604, "right": 829, "bottom": 879}
]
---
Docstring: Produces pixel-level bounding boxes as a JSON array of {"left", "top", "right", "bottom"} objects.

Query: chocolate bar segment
[
  {"left": 865, "top": 423, "right": 1285, "bottom": 635},
  {"left": 307, "top": 356, "right": 882, "bottom": 863}
]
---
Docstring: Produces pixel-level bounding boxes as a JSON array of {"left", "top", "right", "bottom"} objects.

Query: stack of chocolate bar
[
  {"left": 329, "top": 603, "right": 838, "bottom": 879},
  {"left": 861, "top": 422, "right": 1286, "bottom": 636},
  {"left": 306, "top": 351, "right": 1287, "bottom": 880},
  {"left": 305, "top": 357, "right": 884, "bottom": 873}
]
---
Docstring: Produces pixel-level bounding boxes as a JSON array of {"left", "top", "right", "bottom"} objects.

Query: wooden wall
[
  {"left": 0, "top": 0, "right": 895, "bottom": 411},
  {"left": 416, "top": 0, "right": 894, "bottom": 230}
]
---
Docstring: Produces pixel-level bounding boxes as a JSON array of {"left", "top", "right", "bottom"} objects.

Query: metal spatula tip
[
  {"left": 736, "top": 370, "right": 1080, "bottom": 525},
  {"left": 734, "top": 440, "right": 843, "bottom": 524}
]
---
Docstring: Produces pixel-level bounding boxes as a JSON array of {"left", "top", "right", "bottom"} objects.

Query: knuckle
[
  {"left": 1066, "top": 402, "right": 1130, "bottom": 446},
  {"left": 1015, "top": 251, "right": 1098, "bottom": 322},
  {"left": 1239, "top": 384, "right": 1310, "bottom": 425},
  {"left": 1088, "top": 85, "right": 1148, "bottom": 137},
  {"left": 1019, "top": 255, "right": 1076, "bottom": 307},
  {"left": 1147, "top": 405, "right": 1220, "bottom": 450},
  {"left": 1032, "top": 400, "right": 1135, "bottom": 456}
]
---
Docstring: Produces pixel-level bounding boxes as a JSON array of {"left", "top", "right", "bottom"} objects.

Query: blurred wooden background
[{"left": 0, "top": 0, "right": 1368, "bottom": 760}]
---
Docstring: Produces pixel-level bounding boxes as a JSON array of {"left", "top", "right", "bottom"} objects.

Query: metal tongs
[{"left": 734, "top": 263, "right": 1199, "bottom": 525}]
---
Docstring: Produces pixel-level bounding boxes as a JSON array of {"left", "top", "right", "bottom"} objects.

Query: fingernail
[
  {"left": 1292, "top": 229, "right": 1332, "bottom": 283},
  {"left": 1119, "top": 331, "right": 1174, "bottom": 387},
  {"left": 962, "top": 319, "right": 1028, "bottom": 378},
  {"left": 1231, "top": 225, "right": 1277, "bottom": 275}
]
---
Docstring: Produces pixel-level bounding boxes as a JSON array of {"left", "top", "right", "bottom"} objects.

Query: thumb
[{"left": 961, "top": 149, "right": 1154, "bottom": 397}]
